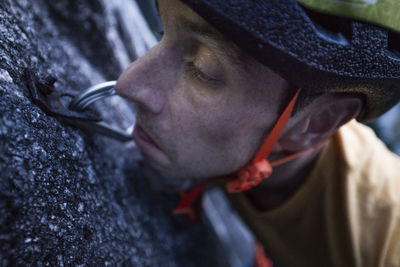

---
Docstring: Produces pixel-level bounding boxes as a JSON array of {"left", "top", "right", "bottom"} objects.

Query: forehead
[
  {"left": 156, "top": 0, "right": 243, "bottom": 61},
  {"left": 157, "top": 0, "right": 211, "bottom": 30},
  {"left": 158, "top": 0, "right": 221, "bottom": 39}
]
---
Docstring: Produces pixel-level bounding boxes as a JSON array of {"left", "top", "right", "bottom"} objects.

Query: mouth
[
  {"left": 132, "top": 122, "right": 170, "bottom": 166},
  {"left": 134, "top": 123, "right": 160, "bottom": 149}
]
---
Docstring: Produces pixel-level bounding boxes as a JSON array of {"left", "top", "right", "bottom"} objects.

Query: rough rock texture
[{"left": 0, "top": 0, "right": 219, "bottom": 266}]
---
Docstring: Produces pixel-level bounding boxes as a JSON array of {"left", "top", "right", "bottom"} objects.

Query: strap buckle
[{"left": 226, "top": 159, "right": 273, "bottom": 193}]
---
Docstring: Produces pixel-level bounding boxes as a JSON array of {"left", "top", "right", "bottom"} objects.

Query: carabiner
[{"left": 69, "top": 81, "right": 133, "bottom": 142}]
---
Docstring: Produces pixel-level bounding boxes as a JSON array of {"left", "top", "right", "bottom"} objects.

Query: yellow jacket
[{"left": 228, "top": 120, "right": 400, "bottom": 267}]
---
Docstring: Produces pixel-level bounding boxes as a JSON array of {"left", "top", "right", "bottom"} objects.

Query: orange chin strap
[
  {"left": 174, "top": 88, "right": 302, "bottom": 220},
  {"left": 226, "top": 87, "right": 301, "bottom": 193}
]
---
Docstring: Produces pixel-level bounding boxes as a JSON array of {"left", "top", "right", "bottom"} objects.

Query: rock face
[{"left": 0, "top": 0, "right": 218, "bottom": 266}]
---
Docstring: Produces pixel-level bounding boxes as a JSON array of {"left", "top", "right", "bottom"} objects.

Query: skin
[{"left": 116, "top": 0, "right": 363, "bottom": 210}]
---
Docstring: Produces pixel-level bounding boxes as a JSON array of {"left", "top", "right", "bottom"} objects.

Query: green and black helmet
[{"left": 181, "top": 0, "right": 400, "bottom": 122}]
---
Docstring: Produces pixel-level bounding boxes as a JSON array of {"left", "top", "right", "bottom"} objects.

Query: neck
[{"left": 244, "top": 146, "right": 322, "bottom": 211}]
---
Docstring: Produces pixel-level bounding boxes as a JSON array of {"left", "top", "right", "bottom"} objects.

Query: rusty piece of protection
[
  {"left": 26, "top": 70, "right": 100, "bottom": 122},
  {"left": 68, "top": 81, "right": 133, "bottom": 142}
]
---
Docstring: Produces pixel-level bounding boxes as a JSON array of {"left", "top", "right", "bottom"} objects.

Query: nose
[{"left": 115, "top": 45, "right": 166, "bottom": 114}]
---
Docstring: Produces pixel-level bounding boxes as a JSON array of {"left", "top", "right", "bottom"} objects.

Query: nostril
[{"left": 114, "top": 76, "right": 165, "bottom": 115}]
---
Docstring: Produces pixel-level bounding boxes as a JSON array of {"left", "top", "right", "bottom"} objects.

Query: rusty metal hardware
[{"left": 26, "top": 70, "right": 132, "bottom": 142}]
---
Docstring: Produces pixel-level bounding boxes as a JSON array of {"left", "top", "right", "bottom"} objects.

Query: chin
[
  {"left": 141, "top": 162, "right": 196, "bottom": 193},
  {"left": 149, "top": 178, "right": 190, "bottom": 193}
]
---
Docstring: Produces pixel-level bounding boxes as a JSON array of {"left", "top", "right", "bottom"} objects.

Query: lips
[
  {"left": 134, "top": 123, "right": 160, "bottom": 150},
  {"left": 132, "top": 120, "right": 171, "bottom": 166}
]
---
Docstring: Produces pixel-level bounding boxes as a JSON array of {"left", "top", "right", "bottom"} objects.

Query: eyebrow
[
  {"left": 177, "top": 16, "right": 224, "bottom": 42},
  {"left": 176, "top": 16, "right": 243, "bottom": 63},
  {"left": 155, "top": 0, "right": 244, "bottom": 65},
  {"left": 155, "top": 0, "right": 228, "bottom": 43}
]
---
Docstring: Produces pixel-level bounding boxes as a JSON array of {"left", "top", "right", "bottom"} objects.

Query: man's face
[{"left": 116, "top": 0, "right": 288, "bottom": 191}]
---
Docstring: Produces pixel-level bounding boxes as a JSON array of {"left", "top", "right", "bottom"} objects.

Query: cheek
[
  {"left": 176, "top": 110, "right": 242, "bottom": 176},
  {"left": 169, "top": 82, "right": 267, "bottom": 176}
]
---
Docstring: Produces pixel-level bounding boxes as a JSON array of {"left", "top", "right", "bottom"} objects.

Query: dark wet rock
[{"left": 0, "top": 0, "right": 219, "bottom": 266}]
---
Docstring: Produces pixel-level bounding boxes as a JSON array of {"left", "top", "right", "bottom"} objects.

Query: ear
[{"left": 278, "top": 93, "right": 363, "bottom": 152}]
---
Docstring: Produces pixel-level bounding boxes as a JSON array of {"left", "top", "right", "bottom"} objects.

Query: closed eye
[{"left": 185, "top": 62, "right": 222, "bottom": 85}]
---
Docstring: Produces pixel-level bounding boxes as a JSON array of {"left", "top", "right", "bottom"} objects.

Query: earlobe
[{"left": 278, "top": 94, "right": 363, "bottom": 152}]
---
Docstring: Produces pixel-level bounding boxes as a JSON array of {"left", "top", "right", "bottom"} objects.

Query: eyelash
[{"left": 185, "top": 62, "right": 220, "bottom": 85}]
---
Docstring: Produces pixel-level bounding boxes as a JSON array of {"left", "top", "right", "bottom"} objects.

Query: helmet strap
[
  {"left": 174, "top": 88, "right": 318, "bottom": 220},
  {"left": 226, "top": 87, "right": 301, "bottom": 192}
]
